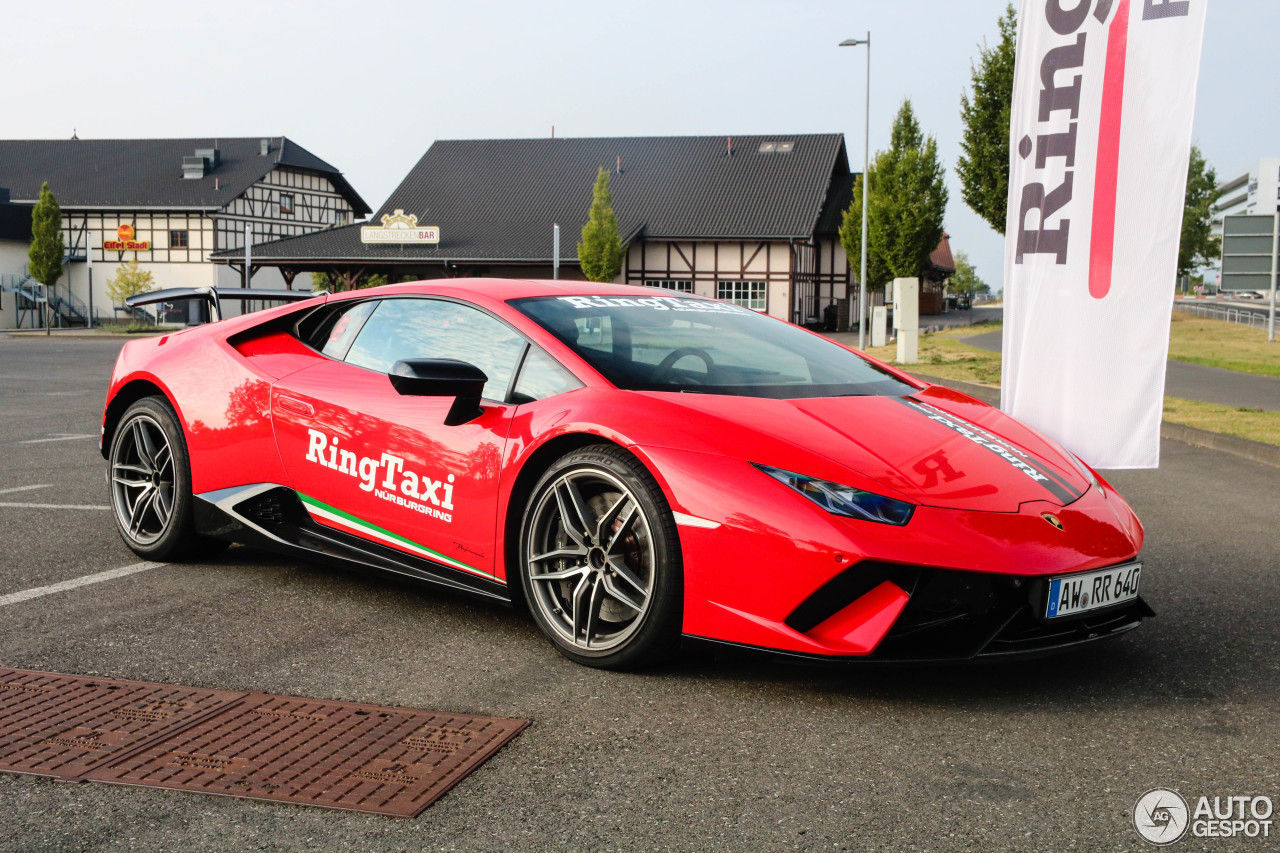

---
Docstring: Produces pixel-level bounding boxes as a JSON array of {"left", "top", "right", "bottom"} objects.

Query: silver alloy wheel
[
  {"left": 525, "top": 468, "right": 656, "bottom": 652},
  {"left": 110, "top": 414, "right": 176, "bottom": 546}
]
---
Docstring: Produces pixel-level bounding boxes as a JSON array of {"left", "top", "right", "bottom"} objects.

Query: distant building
[
  {"left": 0, "top": 137, "right": 369, "bottom": 329},
  {"left": 1207, "top": 157, "right": 1280, "bottom": 287},
  {"left": 0, "top": 189, "right": 34, "bottom": 327},
  {"left": 214, "top": 135, "right": 862, "bottom": 328}
]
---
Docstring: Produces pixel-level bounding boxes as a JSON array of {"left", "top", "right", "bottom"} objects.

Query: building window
[
  {"left": 170, "top": 230, "right": 189, "bottom": 249},
  {"left": 717, "top": 280, "right": 767, "bottom": 311},
  {"left": 644, "top": 279, "right": 693, "bottom": 293},
  {"left": 280, "top": 193, "right": 295, "bottom": 215}
]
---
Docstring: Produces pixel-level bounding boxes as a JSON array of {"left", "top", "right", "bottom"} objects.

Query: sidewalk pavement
[
  {"left": 961, "top": 328, "right": 1280, "bottom": 413},
  {"left": 827, "top": 304, "right": 1003, "bottom": 350}
]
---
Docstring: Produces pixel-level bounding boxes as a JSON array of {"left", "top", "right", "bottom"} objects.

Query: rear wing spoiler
[{"left": 125, "top": 286, "right": 324, "bottom": 323}]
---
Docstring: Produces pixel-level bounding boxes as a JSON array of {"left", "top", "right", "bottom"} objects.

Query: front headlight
[{"left": 753, "top": 464, "right": 915, "bottom": 526}]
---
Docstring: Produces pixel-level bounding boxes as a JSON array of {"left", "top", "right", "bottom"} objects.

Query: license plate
[{"left": 1045, "top": 562, "right": 1141, "bottom": 618}]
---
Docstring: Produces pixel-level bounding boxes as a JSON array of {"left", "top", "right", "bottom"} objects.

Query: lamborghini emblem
[{"left": 1042, "top": 513, "right": 1064, "bottom": 531}]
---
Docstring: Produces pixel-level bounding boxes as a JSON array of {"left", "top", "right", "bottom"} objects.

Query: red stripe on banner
[{"left": 1088, "top": 0, "right": 1130, "bottom": 300}]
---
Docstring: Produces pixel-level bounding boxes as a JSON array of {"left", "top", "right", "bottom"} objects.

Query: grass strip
[
  {"left": 858, "top": 320, "right": 1280, "bottom": 447},
  {"left": 1167, "top": 311, "right": 1280, "bottom": 377}
]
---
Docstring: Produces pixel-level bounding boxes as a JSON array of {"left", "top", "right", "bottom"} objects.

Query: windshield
[{"left": 511, "top": 294, "right": 919, "bottom": 399}]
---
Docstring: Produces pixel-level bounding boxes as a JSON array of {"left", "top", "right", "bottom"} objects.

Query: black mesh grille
[
  {"left": 233, "top": 488, "right": 302, "bottom": 532},
  {"left": 785, "top": 560, "right": 1154, "bottom": 661}
]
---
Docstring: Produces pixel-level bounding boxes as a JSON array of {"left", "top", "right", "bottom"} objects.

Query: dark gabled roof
[
  {"left": 815, "top": 171, "right": 856, "bottom": 237},
  {"left": 214, "top": 134, "right": 849, "bottom": 264},
  {"left": 0, "top": 137, "right": 370, "bottom": 215},
  {"left": 929, "top": 232, "right": 956, "bottom": 274}
]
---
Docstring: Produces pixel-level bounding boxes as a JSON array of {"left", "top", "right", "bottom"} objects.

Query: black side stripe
[
  {"left": 911, "top": 399, "right": 1083, "bottom": 499},
  {"left": 891, "top": 397, "right": 1084, "bottom": 504}
]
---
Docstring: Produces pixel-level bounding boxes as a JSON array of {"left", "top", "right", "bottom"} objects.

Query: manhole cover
[
  {"left": 87, "top": 692, "right": 528, "bottom": 817},
  {"left": 0, "top": 669, "right": 245, "bottom": 781}
]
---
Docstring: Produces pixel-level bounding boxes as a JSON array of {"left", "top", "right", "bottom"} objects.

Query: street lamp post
[{"left": 840, "top": 33, "right": 870, "bottom": 349}]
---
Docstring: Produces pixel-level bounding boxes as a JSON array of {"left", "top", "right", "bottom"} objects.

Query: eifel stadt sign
[{"left": 360, "top": 210, "right": 440, "bottom": 244}]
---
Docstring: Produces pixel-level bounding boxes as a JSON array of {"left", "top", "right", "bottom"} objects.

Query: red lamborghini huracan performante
[{"left": 102, "top": 280, "right": 1151, "bottom": 668}]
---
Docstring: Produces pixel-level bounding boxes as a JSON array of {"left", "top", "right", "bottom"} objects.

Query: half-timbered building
[
  {"left": 0, "top": 137, "right": 369, "bottom": 327},
  {"left": 214, "top": 135, "right": 860, "bottom": 328}
]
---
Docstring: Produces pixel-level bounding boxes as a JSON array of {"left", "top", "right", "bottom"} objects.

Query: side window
[
  {"left": 318, "top": 300, "right": 378, "bottom": 360},
  {"left": 513, "top": 348, "right": 582, "bottom": 402},
  {"left": 345, "top": 299, "right": 526, "bottom": 401}
]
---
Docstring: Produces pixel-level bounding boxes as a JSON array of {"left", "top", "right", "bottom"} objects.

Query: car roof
[{"left": 327, "top": 278, "right": 685, "bottom": 307}]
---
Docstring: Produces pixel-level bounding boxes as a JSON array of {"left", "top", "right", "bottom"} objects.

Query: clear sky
[{"left": 5, "top": 0, "right": 1273, "bottom": 292}]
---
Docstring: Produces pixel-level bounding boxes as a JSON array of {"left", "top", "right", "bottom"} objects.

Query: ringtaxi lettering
[
  {"left": 304, "top": 428, "right": 455, "bottom": 522},
  {"left": 557, "top": 295, "right": 750, "bottom": 314}
]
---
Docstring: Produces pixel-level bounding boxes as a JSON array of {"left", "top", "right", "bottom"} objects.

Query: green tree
[
  {"left": 28, "top": 182, "right": 65, "bottom": 287},
  {"left": 840, "top": 100, "right": 949, "bottom": 290},
  {"left": 957, "top": 3, "right": 1017, "bottom": 235},
  {"left": 839, "top": 174, "right": 890, "bottom": 293},
  {"left": 309, "top": 271, "right": 413, "bottom": 291},
  {"left": 105, "top": 259, "right": 155, "bottom": 304},
  {"left": 577, "top": 167, "right": 625, "bottom": 282},
  {"left": 1178, "top": 145, "right": 1219, "bottom": 279},
  {"left": 949, "top": 251, "right": 991, "bottom": 295}
]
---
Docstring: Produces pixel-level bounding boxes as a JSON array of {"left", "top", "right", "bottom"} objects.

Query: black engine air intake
[{"left": 784, "top": 562, "right": 923, "bottom": 634}]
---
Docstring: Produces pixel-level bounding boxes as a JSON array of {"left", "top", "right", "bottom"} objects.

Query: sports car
[{"left": 101, "top": 280, "right": 1152, "bottom": 668}]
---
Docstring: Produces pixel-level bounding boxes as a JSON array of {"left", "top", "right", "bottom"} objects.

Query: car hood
[{"left": 637, "top": 387, "right": 1090, "bottom": 513}]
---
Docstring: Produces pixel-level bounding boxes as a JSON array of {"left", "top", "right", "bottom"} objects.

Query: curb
[
  {"left": 912, "top": 373, "right": 1280, "bottom": 470},
  {"left": 1157, "top": 422, "right": 1280, "bottom": 469},
  {"left": 1, "top": 330, "right": 162, "bottom": 340}
]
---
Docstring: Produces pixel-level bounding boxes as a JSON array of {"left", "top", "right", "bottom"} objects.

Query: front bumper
[
  {"left": 864, "top": 564, "right": 1154, "bottom": 661},
  {"left": 688, "top": 561, "right": 1154, "bottom": 663}
]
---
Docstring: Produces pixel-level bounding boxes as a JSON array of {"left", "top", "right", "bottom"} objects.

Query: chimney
[
  {"left": 183, "top": 155, "right": 207, "bottom": 180},
  {"left": 616, "top": 154, "right": 622, "bottom": 174},
  {"left": 260, "top": 138, "right": 270, "bottom": 156},
  {"left": 726, "top": 136, "right": 733, "bottom": 157}
]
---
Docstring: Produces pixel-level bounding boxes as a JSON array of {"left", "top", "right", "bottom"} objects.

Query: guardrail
[{"left": 1174, "top": 301, "right": 1271, "bottom": 330}]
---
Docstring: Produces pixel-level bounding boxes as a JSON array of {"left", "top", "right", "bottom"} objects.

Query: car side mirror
[{"left": 389, "top": 358, "right": 488, "bottom": 425}]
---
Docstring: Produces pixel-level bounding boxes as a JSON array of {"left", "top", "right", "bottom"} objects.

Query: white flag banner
[{"left": 1001, "top": 0, "right": 1208, "bottom": 469}]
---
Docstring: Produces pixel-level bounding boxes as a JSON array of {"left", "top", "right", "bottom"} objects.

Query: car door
[{"left": 271, "top": 296, "right": 527, "bottom": 584}]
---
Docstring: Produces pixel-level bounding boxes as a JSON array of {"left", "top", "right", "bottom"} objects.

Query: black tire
[
  {"left": 107, "top": 396, "right": 228, "bottom": 561},
  {"left": 518, "top": 444, "right": 683, "bottom": 669}
]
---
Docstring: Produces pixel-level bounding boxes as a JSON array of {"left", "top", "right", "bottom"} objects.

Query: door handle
[{"left": 276, "top": 395, "right": 315, "bottom": 417}]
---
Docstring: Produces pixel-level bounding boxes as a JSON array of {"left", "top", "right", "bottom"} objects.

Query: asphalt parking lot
[{"left": 1, "top": 334, "right": 1277, "bottom": 853}]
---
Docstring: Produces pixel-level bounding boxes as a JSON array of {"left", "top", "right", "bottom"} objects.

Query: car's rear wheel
[
  {"left": 519, "top": 445, "right": 682, "bottom": 669},
  {"left": 108, "top": 397, "right": 227, "bottom": 561}
]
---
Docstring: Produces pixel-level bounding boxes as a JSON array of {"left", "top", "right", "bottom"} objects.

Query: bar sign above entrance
[{"left": 360, "top": 209, "right": 440, "bottom": 244}]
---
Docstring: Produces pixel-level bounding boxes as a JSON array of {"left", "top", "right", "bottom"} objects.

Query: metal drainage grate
[
  {"left": 0, "top": 669, "right": 245, "bottom": 781},
  {"left": 87, "top": 692, "right": 529, "bottom": 817},
  {"left": 0, "top": 669, "right": 528, "bottom": 818}
]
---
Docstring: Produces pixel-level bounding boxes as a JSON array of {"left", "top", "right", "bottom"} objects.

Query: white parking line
[
  {"left": 0, "top": 561, "right": 167, "bottom": 607},
  {"left": 0, "top": 484, "right": 52, "bottom": 495},
  {"left": 18, "top": 434, "right": 96, "bottom": 444},
  {"left": 0, "top": 502, "right": 111, "bottom": 510}
]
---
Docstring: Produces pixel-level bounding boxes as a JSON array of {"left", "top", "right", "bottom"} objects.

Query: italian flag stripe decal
[{"left": 296, "top": 492, "right": 499, "bottom": 582}]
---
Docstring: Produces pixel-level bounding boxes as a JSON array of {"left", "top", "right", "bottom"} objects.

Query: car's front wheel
[
  {"left": 108, "top": 396, "right": 226, "bottom": 561},
  {"left": 519, "top": 445, "right": 682, "bottom": 669}
]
